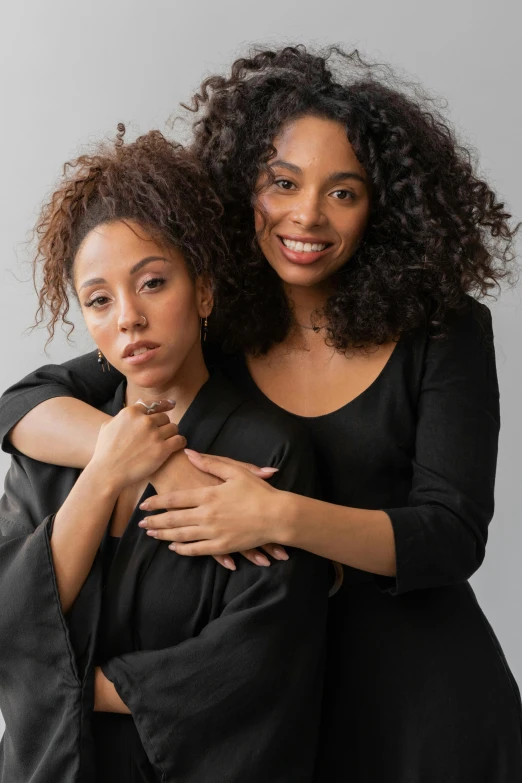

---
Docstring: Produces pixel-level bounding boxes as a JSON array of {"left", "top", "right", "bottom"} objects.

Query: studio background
[{"left": 0, "top": 0, "right": 520, "bottom": 738}]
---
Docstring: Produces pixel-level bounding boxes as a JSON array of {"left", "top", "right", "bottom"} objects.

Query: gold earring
[
  {"left": 203, "top": 316, "right": 208, "bottom": 342},
  {"left": 97, "top": 349, "right": 110, "bottom": 372}
]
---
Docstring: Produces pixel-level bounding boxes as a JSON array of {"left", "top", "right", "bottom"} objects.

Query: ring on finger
[{"left": 136, "top": 400, "right": 162, "bottom": 415}]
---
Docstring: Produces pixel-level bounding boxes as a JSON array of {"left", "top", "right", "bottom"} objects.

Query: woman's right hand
[{"left": 90, "top": 400, "right": 185, "bottom": 493}]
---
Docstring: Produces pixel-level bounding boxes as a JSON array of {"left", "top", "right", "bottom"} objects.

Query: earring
[
  {"left": 97, "top": 349, "right": 111, "bottom": 372},
  {"left": 200, "top": 316, "right": 208, "bottom": 342}
]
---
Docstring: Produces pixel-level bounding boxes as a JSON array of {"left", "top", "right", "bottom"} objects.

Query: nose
[
  {"left": 289, "top": 189, "right": 327, "bottom": 229},
  {"left": 117, "top": 301, "right": 147, "bottom": 333}
]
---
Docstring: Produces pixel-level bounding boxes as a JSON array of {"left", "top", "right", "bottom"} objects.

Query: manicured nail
[
  {"left": 272, "top": 547, "right": 289, "bottom": 560},
  {"left": 184, "top": 448, "right": 200, "bottom": 457},
  {"left": 167, "top": 399, "right": 176, "bottom": 406},
  {"left": 255, "top": 554, "right": 271, "bottom": 566},
  {"left": 146, "top": 530, "right": 157, "bottom": 537},
  {"left": 139, "top": 501, "right": 149, "bottom": 510},
  {"left": 223, "top": 557, "right": 236, "bottom": 571},
  {"left": 168, "top": 543, "right": 177, "bottom": 551},
  {"left": 138, "top": 519, "right": 148, "bottom": 528},
  {"left": 260, "top": 467, "right": 279, "bottom": 474}
]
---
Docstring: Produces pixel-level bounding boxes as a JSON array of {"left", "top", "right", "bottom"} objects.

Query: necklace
[{"left": 296, "top": 323, "right": 324, "bottom": 333}]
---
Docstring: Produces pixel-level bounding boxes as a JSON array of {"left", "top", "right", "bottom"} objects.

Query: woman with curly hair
[
  {"left": 1, "top": 46, "right": 521, "bottom": 781},
  {"left": 0, "top": 129, "right": 330, "bottom": 783}
]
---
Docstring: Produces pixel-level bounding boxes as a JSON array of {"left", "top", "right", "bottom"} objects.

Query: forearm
[
  {"left": 52, "top": 462, "right": 119, "bottom": 613},
  {"left": 94, "top": 666, "right": 130, "bottom": 713},
  {"left": 279, "top": 492, "right": 396, "bottom": 576},
  {"left": 10, "top": 398, "right": 109, "bottom": 468}
]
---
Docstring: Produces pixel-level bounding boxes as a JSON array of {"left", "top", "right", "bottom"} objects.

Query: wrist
[
  {"left": 273, "top": 489, "right": 302, "bottom": 546},
  {"left": 83, "top": 460, "right": 122, "bottom": 499}
]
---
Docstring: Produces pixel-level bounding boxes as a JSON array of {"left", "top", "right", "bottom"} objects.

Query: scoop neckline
[{"left": 237, "top": 336, "right": 403, "bottom": 422}]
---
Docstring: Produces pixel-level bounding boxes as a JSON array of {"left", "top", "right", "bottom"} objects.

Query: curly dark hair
[
  {"left": 33, "top": 125, "right": 227, "bottom": 342},
  {"left": 187, "top": 45, "right": 519, "bottom": 354}
]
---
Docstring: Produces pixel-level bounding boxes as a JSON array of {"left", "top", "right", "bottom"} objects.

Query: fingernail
[
  {"left": 168, "top": 543, "right": 177, "bottom": 551},
  {"left": 260, "top": 467, "right": 279, "bottom": 474},
  {"left": 139, "top": 501, "right": 149, "bottom": 510},
  {"left": 255, "top": 554, "right": 271, "bottom": 566},
  {"left": 167, "top": 399, "right": 176, "bottom": 406},
  {"left": 184, "top": 448, "right": 199, "bottom": 457},
  {"left": 272, "top": 547, "right": 289, "bottom": 560},
  {"left": 138, "top": 520, "right": 148, "bottom": 528},
  {"left": 223, "top": 557, "right": 236, "bottom": 571},
  {"left": 146, "top": 530, "right": 157, "bottom": 537}
]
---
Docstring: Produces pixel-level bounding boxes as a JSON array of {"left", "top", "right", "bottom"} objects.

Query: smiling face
[
  {"left": 254, "top": 115, "right": 370, "bottom": 292},
  {"left": 74, "top": 220, "right": 212, "bottom": 394}
]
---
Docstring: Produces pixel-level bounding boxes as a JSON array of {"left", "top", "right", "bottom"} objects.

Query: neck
[
  {"left": 284, "top": 282, "right": 331, "bottom": 329},
  {"left": 125, "top": 348, "right": 209, "bottom": 423}
]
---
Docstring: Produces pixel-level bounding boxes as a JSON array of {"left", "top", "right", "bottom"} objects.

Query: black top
[
  {"left": 223, "top": 296, "right": 500, "bottom": 595},
  {"left": 1, "top": 296, "right": 521, "bottom": 783},
  {"left": 0, "top": 371, "right": 330, "bottom": 783}
]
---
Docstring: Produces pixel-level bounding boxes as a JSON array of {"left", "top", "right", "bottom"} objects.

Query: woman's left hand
[{"left": 138, "top": 450, "right": 291, "bottom": 567}]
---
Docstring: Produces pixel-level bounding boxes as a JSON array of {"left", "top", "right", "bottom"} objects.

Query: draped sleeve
[
  {"left": 103, "top": 547, "right": 329, "bottom": 783},
  {"left": 0, "top": 456, "right": 98, "bottom": 782}
]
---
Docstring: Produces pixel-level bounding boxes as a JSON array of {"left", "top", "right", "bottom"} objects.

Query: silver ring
[{"left": 136, "top": 400, "right": 162, "bottom": 415}]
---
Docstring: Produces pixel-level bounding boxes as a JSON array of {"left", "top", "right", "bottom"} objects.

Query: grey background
[{"left": 0, "top": 0, "right": 520, "bottom": 739}]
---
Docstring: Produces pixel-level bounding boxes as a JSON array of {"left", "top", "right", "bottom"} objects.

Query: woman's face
[
  {"left": 254, "top": 115, "right": 370, "bottom": 290},
  {"left": 74, "top": 220, "right": 211, "bottom": 389}
]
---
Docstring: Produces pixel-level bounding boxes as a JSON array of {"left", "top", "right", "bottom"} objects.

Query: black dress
[
  {"left": 1, "top": 296, "right": 521, "bottom": 781},
  {"left": 0, "top": 372, "right": 330, "bottom": 783}
]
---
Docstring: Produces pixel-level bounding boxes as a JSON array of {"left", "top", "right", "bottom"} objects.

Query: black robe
[{"left": 0, "top": 371, "right": 330, "bottom": 783}]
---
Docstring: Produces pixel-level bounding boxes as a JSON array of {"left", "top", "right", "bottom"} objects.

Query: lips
[
  {"left": 122, "top": 340, "right": 160, "bottom": 359},
  {"left": 121, "top": 341, "right": 161, "bottom": 367},
  {"left": 276, "top": 235, "right": 333, "bottom": 265}
]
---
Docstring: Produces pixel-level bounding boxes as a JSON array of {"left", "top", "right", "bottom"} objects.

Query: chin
[
  {"left": 270, "top": 261, "right": 330, "bottom": 288},
  {"left": 124, "top": 366, "right": 179, "bottom": 391}
]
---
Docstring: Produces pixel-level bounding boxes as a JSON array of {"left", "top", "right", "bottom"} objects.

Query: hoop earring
[{"left": 97, "top": 349, "right": 111, "bottom": 372}]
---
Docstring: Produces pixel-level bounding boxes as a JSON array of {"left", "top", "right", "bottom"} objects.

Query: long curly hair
[
  {"left": 33, "top": 125, "right": 227, "bottom": 342},
  {"left": 187, "top": 45, "right": 519, "bottom": 354}
]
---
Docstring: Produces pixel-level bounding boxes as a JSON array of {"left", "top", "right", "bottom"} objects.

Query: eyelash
[
  {"left": 84, "top": 277, "right": 167, "bottom": 308},
  {"left": 274, "top": 179, "right": 355, "bottom": 200}
]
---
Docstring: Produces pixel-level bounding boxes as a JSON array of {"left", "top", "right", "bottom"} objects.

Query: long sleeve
[
  {"left": 0, "top": 457, "right": 95, "bottom": 782},
  {"left": 0, "top": 351, "right": 122, "bottom": 452},
  {"left": 102, "top": 548, "right": 329, "bottom": 783},
  {"left": 381, "top": 300, "right": 500, "bottom": 594}
]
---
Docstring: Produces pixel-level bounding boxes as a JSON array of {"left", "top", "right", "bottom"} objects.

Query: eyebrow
[
  {"left": 270, "top": 159, "right": 366, "bottom": 185},
  {"left": 78, "top": 256, "right": 171, "bottom": 292}
]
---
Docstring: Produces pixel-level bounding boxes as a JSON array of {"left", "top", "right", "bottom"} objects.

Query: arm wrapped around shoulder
[
  {"left": 380, "top": 300, "right": 500, "bottom": 595},
  {"left": 0, "top": 350, "right": 122, "bottom": 454}
]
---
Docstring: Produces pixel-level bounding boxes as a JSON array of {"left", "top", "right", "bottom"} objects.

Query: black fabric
[
  {"left": 0, "top": 297, "right": 521, "bottom": 781},
  {"left": 223, "top": 298, "right": 522, "bottom": 782},
  {"left": 0, "top": 371, "right": 330, "bottom": 783}
]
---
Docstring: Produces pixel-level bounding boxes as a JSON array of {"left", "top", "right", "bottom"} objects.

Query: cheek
[
  {"left": 154, "top": 292, "right": 200, "bottom": 335},
  {"left": 254, "top": 194, "right": 281, "bottom": 236},
  {"left": 337, "top": 204, "right": 370, "bottom": 246},
  {"left": 85, "top": 315, "right": 115, "bottom": 353}
]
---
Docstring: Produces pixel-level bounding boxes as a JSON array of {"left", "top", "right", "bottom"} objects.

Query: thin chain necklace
[{"left": 295, "top": 322, "right": 325, "bottom": 333}]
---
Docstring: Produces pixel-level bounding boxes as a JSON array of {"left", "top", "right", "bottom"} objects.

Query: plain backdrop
[{"left": 0, "top": 0, "right": 520, "bottom": 739}]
